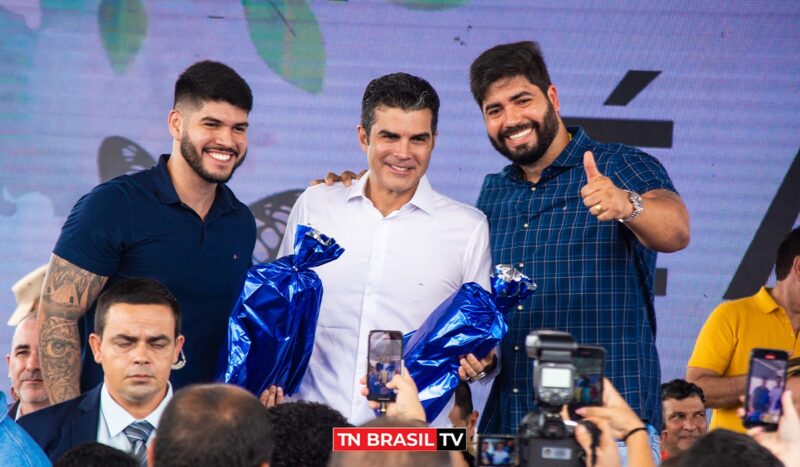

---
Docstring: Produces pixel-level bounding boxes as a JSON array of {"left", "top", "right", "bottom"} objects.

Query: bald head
[
  {"left": 6, "top": 313, "right": 48, "bottom": 416},
  {"left": 151, "top": 384, "right": 274, "bottom": 467}
]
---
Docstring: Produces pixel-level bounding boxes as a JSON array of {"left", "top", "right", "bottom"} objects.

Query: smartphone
[
  {"left": 477, "top": 434, "right": 516, "bottom": 466},
  {"left": 743, "top": 348, "right": 789, "bottom": 431},
  {"left": 367, "top": 330, "right": 403, "bottom": 402},
  {"left": 568, "top": 345, "right": 606, "bottom": 420}
]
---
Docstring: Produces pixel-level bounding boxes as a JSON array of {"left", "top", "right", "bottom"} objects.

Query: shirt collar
[
  {"left": 504, "top": 126, "right": 589, "bottom": 181},
  {"left": 346, "top": 171, "right": 436, "bottom": 215},
  {"left": 153, "top": 154, "right": 236, "bottom": 213},
  {"left": 549, "top": 126, "right": 591, "bottom": 168},
  {"left": 100, "top": 382, "right": 173, "bottom": 438},
  {"left": 153, "top": 155, "right": 181, "bottom": 205},
  {"left": 754, "top": 286, "right": 782, "bottom": 314}
]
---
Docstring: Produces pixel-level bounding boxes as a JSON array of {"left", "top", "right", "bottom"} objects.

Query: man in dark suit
[{"left": 19, "top": 278, "right": 185, "bottom": 464}]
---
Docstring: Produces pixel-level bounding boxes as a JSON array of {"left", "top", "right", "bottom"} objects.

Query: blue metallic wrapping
[
  {"left": 402, "top": 265, "right": 535, "bottom": 422},
  {"left": 214, "top": 225, "right": 345, "bottom": 396}
]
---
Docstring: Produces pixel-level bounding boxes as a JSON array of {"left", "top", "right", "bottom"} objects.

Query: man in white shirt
[
  {"left": 19, "top": 278, "right": 185, "bottom": 464},
  {"left": 276, "top": 73, "right": 495, "bottom": 425}
]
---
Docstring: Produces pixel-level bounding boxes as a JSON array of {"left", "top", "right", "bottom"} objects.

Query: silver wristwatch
[{"left": 619, "top": 190, "right": 644, "bottom": 223}]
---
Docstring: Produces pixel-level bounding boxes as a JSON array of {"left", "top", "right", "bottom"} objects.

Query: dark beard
[
  {"left": 179, "top": 135, "right": 245, "bottom": 184},
  {"left": 488, "top": 102, "right": 560, "bottom": 166}
]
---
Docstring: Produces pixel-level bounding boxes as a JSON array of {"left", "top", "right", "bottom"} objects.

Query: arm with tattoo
[{"left": 37, "top": 254, "right": 107, "bottom": 404}]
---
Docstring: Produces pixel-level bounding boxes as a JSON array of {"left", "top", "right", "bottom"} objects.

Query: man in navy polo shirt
[{"left": 37, "top": 60, "right": 256, "bottom": 404}]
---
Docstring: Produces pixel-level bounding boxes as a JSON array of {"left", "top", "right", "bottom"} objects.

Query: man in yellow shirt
[{"left": 687, "top": 227, "right": 800, "bottom": 432}]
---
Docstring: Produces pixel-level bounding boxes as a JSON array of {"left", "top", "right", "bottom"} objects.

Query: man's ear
[
  {"left": 172, "top": 335, "right": 185, "bottom": 365},
  {"left": 168, "top": 109, "right": 183, "bottom": 141},
  {"left": 357, "top": 125, "right": 369, "bottom": 153},
  {"left": 469, "top": 410, "right": 479, "bottom": 428},
  {"left": 547, "top": 84, "right": 560, "bottom": 113},
  {"left": 88, "top": 333, "right": 103, "bottom": 364}
]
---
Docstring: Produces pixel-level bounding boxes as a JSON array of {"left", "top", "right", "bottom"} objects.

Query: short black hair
[
  {"left": 469, "top": 41, "right": 552, "bottom": 108},
  {"left": 94, "top": 277, "right": 181, "bottom": 338},
  {"left": 661, "top": 379, "right": 706, "bottom": 404},
  {"left": 266, "top": 401, "right": 352, "bottom": 467},
  {"left": 154, "top": 384, "right": 274, "bottom": 467},
  {"left": 174, "top": 60, "right": 253, "bottom": 113},
  {"left": 775, "top": 227, "right": 800, "bottom": 281},
  {"left": 361, "top": 72, "right": 440, "bottom": 138},
  {"left": 665, "top": 429, "right": 781, "bottom": 467},
  {"left": 54, "top": 442, "right": 137, "bottom": 467},
  {"left": 453, "top": 381, "right": 474, "bottom": 420}
]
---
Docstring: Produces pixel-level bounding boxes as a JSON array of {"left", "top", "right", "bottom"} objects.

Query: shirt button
[
  {"left": 530, "top": 186, "right": 536, "bottom": 192},
  {"left": 518, "top": 262, "right": 524, "bottom": 268},
  {"left": 513, "top": 345, "right": 520, "bottom": 351},
  {"left": 517, "top": 305, "right": 523, "bottom": 311},
  {"left": 512, "top": 388, "right": 519, "bottom": 394},
  {"left": 523, "top": 223, "right": 529, "bottom": 229}
]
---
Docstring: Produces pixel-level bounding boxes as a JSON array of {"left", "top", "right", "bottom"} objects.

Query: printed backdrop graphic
[{"left": 0, "top": 0, "right": 798, "bottom": 397}]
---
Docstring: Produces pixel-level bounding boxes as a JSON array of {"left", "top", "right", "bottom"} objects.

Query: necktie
[{"left": 124, "top": 420, "right": 154, "bottom": 466}]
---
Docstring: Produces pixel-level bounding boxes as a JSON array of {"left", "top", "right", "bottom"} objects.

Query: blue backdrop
[{"left": 1, "top": 0, "right": 798, "bottom": 396}]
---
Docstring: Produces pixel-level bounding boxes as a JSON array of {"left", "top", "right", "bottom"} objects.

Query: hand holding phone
[
  {"left": 743, "top": 348, "right": 789, "bottom": 431},
  {"left": 568, "top": 345, "right": 606, "bottom": 420},
  {"left": 367, "top": 330, "right": 403, "bottom": 403}
]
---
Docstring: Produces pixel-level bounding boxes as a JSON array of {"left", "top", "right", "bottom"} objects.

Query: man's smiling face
[
  {"left": 482, "top": 75, "right": 560, "bottom": 166},
  {"left": 359, "top": 106, "right": 435, "bottom": 204},
  {"left": 177, "top": 100, "right": 249, "bottom": 184}
]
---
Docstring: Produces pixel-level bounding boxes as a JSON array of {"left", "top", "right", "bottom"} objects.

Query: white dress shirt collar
[
  {"left": 100, "top": 382, "right": 172, "bottom": 438},
  {"left": 347, "top": 172, "right": 436, "bottom": 215}
]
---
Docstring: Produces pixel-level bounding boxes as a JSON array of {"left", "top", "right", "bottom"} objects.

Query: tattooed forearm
[
  {"left": 38, "top": 254, "right": 108, "bottom": 404},
  {"left": 41, "top": 254, "right": 107, "bottom": 317},
  {"left": 39, "top": 316, "right": 82, "bottom": 403}
]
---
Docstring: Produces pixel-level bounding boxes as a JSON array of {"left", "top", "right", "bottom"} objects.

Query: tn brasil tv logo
[{"left": 332, "top": 427, "right": 467, "bottom": 451}]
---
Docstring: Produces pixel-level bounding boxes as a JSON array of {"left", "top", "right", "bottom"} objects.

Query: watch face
[{"left": 620, "top": 190, "right": 643, "bottom": 223}]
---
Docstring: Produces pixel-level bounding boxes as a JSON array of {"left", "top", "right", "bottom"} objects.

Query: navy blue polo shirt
[{"left": 54, "top": 154, "right": 256, "bottom": 391}]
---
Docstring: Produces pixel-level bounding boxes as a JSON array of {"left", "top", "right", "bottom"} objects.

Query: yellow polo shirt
[{"left": 688, "top": 287, "right": 799, "bottom": 432}]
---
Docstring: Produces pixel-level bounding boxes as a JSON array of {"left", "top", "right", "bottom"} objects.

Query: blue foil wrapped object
[
  {"left": 402, "top": 265, "right": 535, "bottom": 422},
  {"left": 214, "top": 225, "right": 345, "bottom": 396}
]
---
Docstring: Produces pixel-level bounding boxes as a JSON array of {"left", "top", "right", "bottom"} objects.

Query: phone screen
[
  {"left": 477, "top": 435, "right": 516, "bottom": 466},
  {"left": 367, "top": 330, "right": 403, "bottom": 402},
  {"left": 744, "top": 349, "right": 788, "bottom": 430},
  {"left": 568, "top": 346, "right": 605, "bottom": 419}
]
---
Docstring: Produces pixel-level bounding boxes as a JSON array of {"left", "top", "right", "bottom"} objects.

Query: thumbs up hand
[{"left": 580, "top": 151, "right": 633, "bottom": 221}]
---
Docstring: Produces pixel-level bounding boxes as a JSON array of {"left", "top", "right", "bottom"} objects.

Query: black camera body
[{"left": 517, "top": 331, "right": 597, "bottom": 467}]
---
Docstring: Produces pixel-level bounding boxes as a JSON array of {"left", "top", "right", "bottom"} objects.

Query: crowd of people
[{"left": 0, "top": 37, "right": 798, "bottom": 466}]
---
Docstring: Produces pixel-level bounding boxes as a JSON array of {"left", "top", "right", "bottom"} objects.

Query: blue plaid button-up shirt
[{"left": 477, "top": 127, "right": 676, "bottom": 434}]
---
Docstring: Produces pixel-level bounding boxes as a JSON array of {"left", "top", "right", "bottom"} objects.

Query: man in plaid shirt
[{"left": 469, "top": 41, "right": 690, "bottom": 437}]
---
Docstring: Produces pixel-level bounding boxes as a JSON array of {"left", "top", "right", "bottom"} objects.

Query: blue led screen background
[{"left": 1, "top": 0, "right": 798, "bottom": 396}]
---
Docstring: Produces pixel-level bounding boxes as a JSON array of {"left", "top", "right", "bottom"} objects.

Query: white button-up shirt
[
  {"left": 97, "top": 382, "right": 172, "bottom": 451},
  {"left": 280, "top": 174, "right": 492, "bottom": 425}
]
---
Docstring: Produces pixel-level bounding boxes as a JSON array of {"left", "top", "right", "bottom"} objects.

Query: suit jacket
[{"left": 17, "top": 385, "right": 102, "bottom": 462}]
